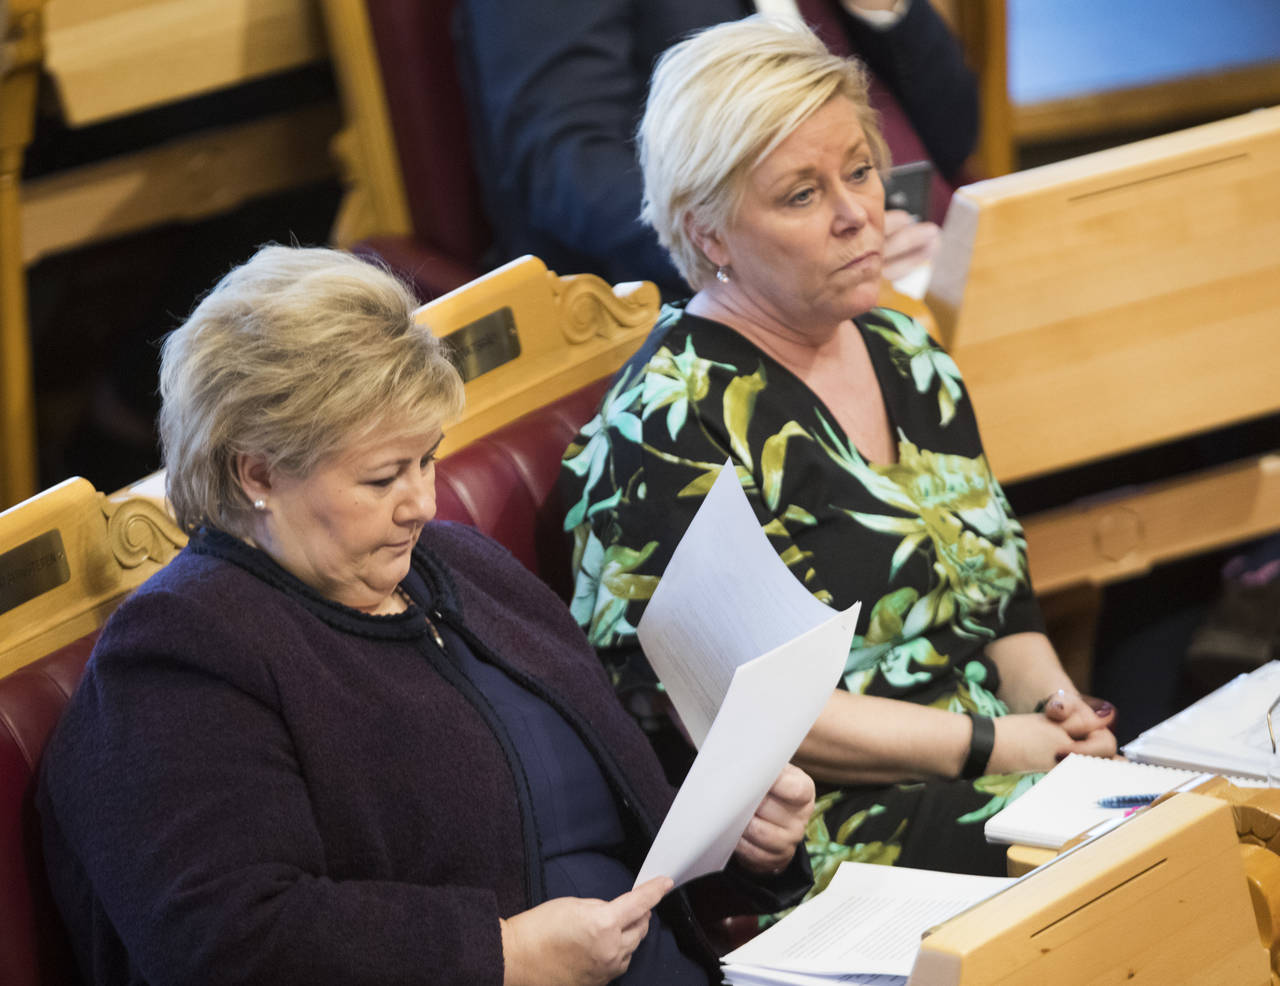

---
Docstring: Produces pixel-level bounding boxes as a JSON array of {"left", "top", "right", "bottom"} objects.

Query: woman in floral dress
[{"left": 558, "top": 17, "right": 1118, "bottom": 885}]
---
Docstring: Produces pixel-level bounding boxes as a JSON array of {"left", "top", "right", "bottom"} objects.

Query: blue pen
[{"left": 1097, "top": 793, "right": 1160, "bottom": 809}]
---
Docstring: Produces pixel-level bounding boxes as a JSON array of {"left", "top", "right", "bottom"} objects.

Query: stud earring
[
  {"left": 253, "top": 498, "right": 267, "bottom": 511},
  {"left": 715, "top": 266, "right": 731, "bottom": 284}
]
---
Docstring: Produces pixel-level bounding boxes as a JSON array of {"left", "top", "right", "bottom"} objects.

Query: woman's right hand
[
  {"left": 987, "top": 713, "right": 1117, "bottom": 774},
  {"left": 500, "top": 876, "right": 673, "bottom": 986}
]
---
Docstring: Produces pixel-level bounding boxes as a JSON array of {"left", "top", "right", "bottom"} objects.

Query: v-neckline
[{"left": 685, "top": 310, "right": 901, "bottom": 467}]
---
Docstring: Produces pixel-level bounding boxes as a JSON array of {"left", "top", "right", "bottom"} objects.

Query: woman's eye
[
  {"left": 788, "top": 187, "right": 815, "bottom": 206},
  {"left": 419, "top": 454, "right": 436, "bottom": 470},
  {"left": 849, "top": 165, "right": 872, "bottom": 183},
  {"left": 365, "top": 476, "right": 395, "bottom": 488}
]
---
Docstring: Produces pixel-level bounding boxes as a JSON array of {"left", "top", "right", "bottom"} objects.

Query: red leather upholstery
[
  {"left": 434, "top": 377, "right": 610, "bottom": 598},
  {"left": 0, "top": 636, "right": 97, "bottom": 986},
  {"left": 356, "top": 0, "right": 492, "bottom": 300}
]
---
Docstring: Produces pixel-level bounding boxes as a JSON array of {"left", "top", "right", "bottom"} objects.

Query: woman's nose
[
  {"left": 832, "top": 186, "right": 870, "bottom": 231},
  {"left": 398, "top": 468, "right": 437, "bottom": 524}
]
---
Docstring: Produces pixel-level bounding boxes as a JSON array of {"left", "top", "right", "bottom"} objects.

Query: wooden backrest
[
  {"left": 0, "top": 477, "right": 186, "bottom": 679},
  {"left": 414, "top": 255, "right": 660, "bottom": 458}
]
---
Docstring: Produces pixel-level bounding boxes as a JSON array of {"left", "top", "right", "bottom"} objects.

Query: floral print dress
[{"left": 558, "top": 305, "right": 1044, "bottom": 887}]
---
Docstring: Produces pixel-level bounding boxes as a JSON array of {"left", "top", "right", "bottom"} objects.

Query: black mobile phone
[{"left": 883, "top": 160, "right": 934, "bottom": 223}]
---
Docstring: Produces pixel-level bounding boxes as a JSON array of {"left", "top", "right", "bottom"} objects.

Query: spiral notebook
[
  {"left": 1123, "top": 660, "right": 1280, "bottom": 779},
  {"left": 983, "top": 754, "right": 1209, "bottom": 849}
]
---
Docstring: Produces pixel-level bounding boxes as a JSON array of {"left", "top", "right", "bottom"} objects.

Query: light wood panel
[
  {"left": 1022, "top": 454, "right": 1280, "bottom": 595},
  {"left": 318, "top": 0, "right": 412, "bottom": 247},
  {"left": 938, "top": 0, "right": 1013, "bottom": 177},
  {"left": 3, "top": 0, "right": 336, "bottom": 510},
  {"left": 0, "top": 476, "right": 186, "bottom": 678},
  {"left": 910, "top": 794, "right": 1271, "bottom": 984},
  {"left": 42, "top": 0, "right": 327, "bottom": 125},
  {"left": 19, "top": 103, "right": 340, "bottom": 265},
  {"left": 928, "top": 108, "right": 1280, "bottom": 484},
  {"left": 1014, "top": 61, "right": 1280, "bottom": 146},
  {"left": 415, "top": 256, "right": 662, "bottom": 458}
]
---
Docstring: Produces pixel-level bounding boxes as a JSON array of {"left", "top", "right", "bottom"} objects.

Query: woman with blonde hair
[
  {"left": 38, "top": 244, "right": 815, "bottom": 986},
  {"left": 561, "top": 16, "right": 1117, "bottom": 881}
]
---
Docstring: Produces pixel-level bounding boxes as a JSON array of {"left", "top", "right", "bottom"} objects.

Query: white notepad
[{"left": 983, "top": 754, "right": 1209, "bottom": 849}]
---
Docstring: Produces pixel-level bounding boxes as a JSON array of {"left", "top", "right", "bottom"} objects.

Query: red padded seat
[
  {"left": 434, "top": 377, "right": 610, "bottom": 598},
  {"left": 0, "top": 635, "right": 97, "bottom": 986}
]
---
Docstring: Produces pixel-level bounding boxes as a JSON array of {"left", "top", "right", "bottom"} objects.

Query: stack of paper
[
  {"left": 1123, "top": 660, "right": 1280, "bottom": 780},
  {"left": 720, "top": 862, "right": 1015, "bottom": 985},
  {"left": 982, "top": 754, "right": 1208, "bottom": 849}
]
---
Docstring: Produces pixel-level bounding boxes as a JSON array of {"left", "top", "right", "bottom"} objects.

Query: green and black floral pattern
[{"left": 558, "top": 305, "right": 1046, "bottom": 879}]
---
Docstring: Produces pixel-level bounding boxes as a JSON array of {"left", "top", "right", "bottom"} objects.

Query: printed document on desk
[
  {"left": 720, "top": 861, "right": 1015, "bottom": 984},
  {"left": 634, "top": 464, "right": 858, "bottom": 887}
]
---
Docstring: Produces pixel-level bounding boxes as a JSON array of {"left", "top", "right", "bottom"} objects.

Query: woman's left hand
[
  {"left": 731, "top": 764, "right": 815, "bottom": 875},
  {"left": 1039, "top": 689, "right": 1117, "bottom": 743}
]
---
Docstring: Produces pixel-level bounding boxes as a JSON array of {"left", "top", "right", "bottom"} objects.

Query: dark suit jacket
[{"left": 454, "top": 0, "right": 977, "bottom": 295}]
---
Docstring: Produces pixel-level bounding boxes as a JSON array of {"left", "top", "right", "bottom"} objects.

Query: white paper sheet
[
  {"left": 637, "top": 463, "right": 844, "bottom": 748},
  {"left": 635, "top": 610, "right": 856, "bottom": 887},
  {"left": 632, "top": 463, "right": 858, "bottom": 887},
  {"left": 724, "top": 966, "right": 905, "bottom": 986},
  {"left": 722, "top": 862, "right": 1015, "bottom": 978}
]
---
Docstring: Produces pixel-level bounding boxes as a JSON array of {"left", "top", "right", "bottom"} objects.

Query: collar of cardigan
[{"left": 189, "top": 526, "right": 459, "bottom": 641}]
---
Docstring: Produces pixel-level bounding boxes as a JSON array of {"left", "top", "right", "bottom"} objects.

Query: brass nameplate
[
  {"left": 442, "top": 307, "right": 521, "bottom": 382},
  {"left": 0, "top": 529, "right": 72, "bottom": 617}
]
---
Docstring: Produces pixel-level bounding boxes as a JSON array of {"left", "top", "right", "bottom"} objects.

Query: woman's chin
[{"left": 832, "top": 281, "right": 882, "bottom": 322}]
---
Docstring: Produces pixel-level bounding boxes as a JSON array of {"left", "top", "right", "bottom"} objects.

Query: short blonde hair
[
  {"left": 158, "top": 245, "right": 464, "bottom": 538},
  {"left": 639, "top": 15, "right": 889, "bottom": 289}
]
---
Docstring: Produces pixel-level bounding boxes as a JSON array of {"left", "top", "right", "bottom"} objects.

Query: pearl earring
[
  {"left": 715, "top": 266, "right": 731, "bottom": 284},
  {"left": 253, "top": 498, "right": 267, "bottom": 511}
]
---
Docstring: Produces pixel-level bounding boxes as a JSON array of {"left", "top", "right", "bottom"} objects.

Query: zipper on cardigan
[{"left": 423, "top": 610, "right": 445, "bottom": 649}]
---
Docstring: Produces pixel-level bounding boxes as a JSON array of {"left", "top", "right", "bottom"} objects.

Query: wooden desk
[{"left": 929, "top": 109, "right": 1280, "bottom": 589}]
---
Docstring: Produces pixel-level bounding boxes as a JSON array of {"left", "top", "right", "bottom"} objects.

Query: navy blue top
[{"left": 403, "top": 568, "right": 707, "bottom": 985}]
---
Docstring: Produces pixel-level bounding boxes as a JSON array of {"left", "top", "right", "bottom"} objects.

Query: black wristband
[{"left": 962, "top": 712, "right": 995, "bottom": 779}]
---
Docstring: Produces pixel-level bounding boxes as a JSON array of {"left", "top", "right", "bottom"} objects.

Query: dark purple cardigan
[{"left": 38, "top": 522, "right": 805, "bottom": 986}]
